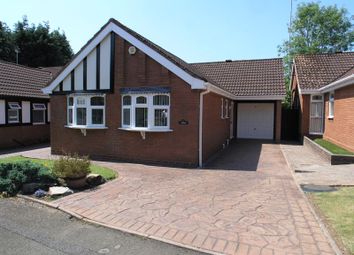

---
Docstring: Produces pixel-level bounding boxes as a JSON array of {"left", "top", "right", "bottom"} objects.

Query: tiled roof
[
  {"left": 294, "top": 52, "right": 354, "bottom": 90},
  {"left": 51, "top": 19, "right": 285, "bottom": 98},
  {"left": 0, "top": 60, "right": 54, "bottom": 99},
  {"left": 39, "top": 66, "right": 63, "bottom": 77},
  {"left": 191, "top": 58, "right": 286, "bottom": 97}
]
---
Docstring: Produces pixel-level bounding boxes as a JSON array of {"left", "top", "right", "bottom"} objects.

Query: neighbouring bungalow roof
[
  {"left": 191, "top": 58, "right": 286, "bottom": 97},
  {"left": 0, "top": 60, "right": 56, "bottom": 99},
  {"left": 46, "top": 18, "right": 285, "bottom": 98},
  {"left": 294, "top": 52, "right": 354, "bottom": 91}
]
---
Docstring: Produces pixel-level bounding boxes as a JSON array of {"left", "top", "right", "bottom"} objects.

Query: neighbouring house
[
  {"left": 291, "top": 52, "right": 354, "bottom": 152},
  {"left": 43, "top": 18, "right": 285, "bottom": 167},
  {"left": 0, "top": 61, "right": 59, "bottom": 149}
]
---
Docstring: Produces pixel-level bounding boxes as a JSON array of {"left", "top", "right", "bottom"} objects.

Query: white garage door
[{"left": 237, "top": 103, "right": 274, "bottom": 139}]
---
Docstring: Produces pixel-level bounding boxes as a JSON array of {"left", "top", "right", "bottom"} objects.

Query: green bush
[
  {"left": 52, "top": 154, "right": 91, "bottom": 179},
  {"left": 0, "top": 161, "right": 56, "bottom": 195}
]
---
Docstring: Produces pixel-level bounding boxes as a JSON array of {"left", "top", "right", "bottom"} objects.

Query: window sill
[
  {"left": 33, "top": 122, "right": 46, "bottom": 125},
  {"left": 65, "top": 125, "right": 108, "bottom": 130},
  {"left": 327, "top": 116, "right": 334, "bottom": 120},
  {"left": 118, "top": 127, "right": 173, "bottom": 132}
]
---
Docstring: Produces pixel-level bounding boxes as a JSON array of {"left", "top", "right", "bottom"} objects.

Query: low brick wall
[{"left": 303, "top": 136, "right": 354, "bottom": 165}]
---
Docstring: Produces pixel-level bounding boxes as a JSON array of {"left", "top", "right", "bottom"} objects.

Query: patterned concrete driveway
[{"left": 48, "top": 141, "right": 336, "bottom": 255}]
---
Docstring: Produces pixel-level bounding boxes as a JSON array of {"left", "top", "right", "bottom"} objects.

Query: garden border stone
[{"left": 304, "top": 136, "right": 354, "bottom": 165}]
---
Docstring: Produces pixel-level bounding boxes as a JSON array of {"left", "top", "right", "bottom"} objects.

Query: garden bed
[
  {"left": 304, "top": 136, "right": 354, "bottom": 165},
  {"left": 0, "top": 156, "right": 117, "bottom": 198}
]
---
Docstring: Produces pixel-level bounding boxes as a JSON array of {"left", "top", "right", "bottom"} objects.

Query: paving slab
[
  {"left": 281, "top": 143, "right": 354, "bottom": 186},
  {"left": 36, "top": 140, "right": 336, "bottom": 255}
]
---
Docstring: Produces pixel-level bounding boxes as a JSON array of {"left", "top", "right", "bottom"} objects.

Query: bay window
[
  {"left": 121, "top": 94, "right": 170, "bottom": 131},
  {"left": 67, "top": 94, "right": 106, "bottom": 128}
]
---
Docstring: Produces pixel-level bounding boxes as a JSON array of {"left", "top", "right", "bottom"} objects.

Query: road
[{"left": 0, "top": 198, "right": 205, "bottom": 255}]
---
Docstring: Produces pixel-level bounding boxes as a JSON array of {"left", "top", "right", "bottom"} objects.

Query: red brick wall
[
  {"left": 51, "top": 34, "right": 201, "bottom": 166},
  {"left": 0, "top": 124, "right": 49, "bottom": 150},
  {"left": 202, "top": 92, "right": 230, "bottom": 162},
  {"left": 323, "top": 84, "right": 354, "bottom": 152}
]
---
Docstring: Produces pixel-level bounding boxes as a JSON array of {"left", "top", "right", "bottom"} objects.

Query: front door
[{"left": 309, "top": 95, "right": 324, "bottom": 134}]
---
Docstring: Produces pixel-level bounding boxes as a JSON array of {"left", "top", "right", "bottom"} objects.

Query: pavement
[
  {"left": 281, "top": 143, "right": 354, "bottom": 186},
  {"left": 0, "top": 198, "right": 204, "bottom": 255},
  {"left": 0, "top": 141, "right": 338, "bottom": 254}
]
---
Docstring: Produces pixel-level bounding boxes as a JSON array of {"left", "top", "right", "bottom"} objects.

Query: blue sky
[{"left": 1, "top": 0, "right": 353, "bottom": 62}]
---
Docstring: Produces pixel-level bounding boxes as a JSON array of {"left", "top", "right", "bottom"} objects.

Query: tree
[
  {"left": 278, "top": 2, "right": 354, "bottom": 108},
  {"left": 0, "top": 21, "right": 14, "bottom": 62},
  {"left": 0, "top": 16, "right": 73, "bottom": 67}
]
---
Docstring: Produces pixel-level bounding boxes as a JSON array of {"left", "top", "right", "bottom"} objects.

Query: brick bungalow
[
  {"left": 291, "top": 52, "right": 354, "bottom": 152},
  {"left": 43, "top": 18, "right": 285, "bottom": 167},
  {"left": 0, "top": 61, "right": 60, "bottom": 149}
]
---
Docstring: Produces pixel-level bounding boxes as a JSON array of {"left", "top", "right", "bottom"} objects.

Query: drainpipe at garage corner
[{"left": 199, "top": 88, "right": 211, "bottom": 168}]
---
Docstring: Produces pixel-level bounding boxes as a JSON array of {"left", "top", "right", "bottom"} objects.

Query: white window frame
[
  {"left": 66, "top": 94, "right": 106, "bottom": 128},
  {"left": 8, "top": 102, "right": 21, "bottom": 124},
  {"left": 32, "top": 103, "right": 46, "bottom": 125},
  {"left": 309, "top": 94, "right": 324, "bottom": 135},
  {"left": 120, "top": 93, "right": 171, "bottom": 131},
  {"left": 225, "top": 99, "right": 229, "bottom": 118},
  {"left": 328, "top": 91, "right": 334, "bottom": 119}
]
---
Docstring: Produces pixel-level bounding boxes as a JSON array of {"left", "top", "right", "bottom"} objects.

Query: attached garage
[{"left": 237, "top": 102, "right": 275, "bottom": 140}]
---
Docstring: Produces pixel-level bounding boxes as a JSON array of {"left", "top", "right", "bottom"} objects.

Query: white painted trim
[
  {"left": 234, "top": 95, "right": 285, "bottom": 100},
  {"left": 199, "top": 89, "right": 211, "bottom": 167},
  {"left": 118, "top": 127, "right": 173, "bottom": 132},
  {"left": 320, "top": 74, "right": 354, "bottom": 93},
  {"left": 43, "top": 21, "right": 206, "bottom": 94},
  {"left": 302, "top": 89, "right": 320, "bottom": 94},
  {"left": 65, "top": 125, "right": 108, "bottom": 130}
]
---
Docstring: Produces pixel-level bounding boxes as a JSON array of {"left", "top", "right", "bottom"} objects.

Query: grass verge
[
  {"left": 0, "top": 156, "right": 117, "bottom": 180},
  {"left": 314, "top": 139, "right": 354, "bottom": 155},
  {"left": 309, "top": 187, "right": 354, "bottom": 254}
]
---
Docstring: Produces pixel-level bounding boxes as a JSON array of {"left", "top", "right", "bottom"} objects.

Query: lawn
[
  {"left": 0, "top": 156, "right": 117, "bottom": 180},
  {"left": 309, "top": 187, "right": 354, "bottom": 254},
  {"left": 314, "top": 138, "right": 354, "bottom": 155}
]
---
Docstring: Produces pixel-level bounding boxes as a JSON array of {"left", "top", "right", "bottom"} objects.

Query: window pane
[
  {"left": 92, "top": 109, "right": 104, "bottom": 124},
  {"left": 68, "top": 109, "right": 73, "bottom": 124},
  {"left": 76, "top": 108, "right": 86, "bottom": 125},
  {"left": 33, "top": 103, "right": 46, "bottom": 110},
  {"left": 123, "top": 108, "right": 130, "bottom": 126},
  {"left": 91, "top": 97, "right": 104, "bottom": 106},
  {"left": 77, "top": 97, "right": 86, "bottom": 105},
  {"left": 136, "top": 96, "right": 147, "bottom": 104},
  {"left": 123, "top": 96, "right": 131, "bottom": 106},
  {"left": 8, "top": 109, "right": 19, "bottom": 122},
  {"left": 135, "top": 108, "right": 148, "bottom": 127},
  {"left": 68, "top": 97, "right": 73, "bottom": 106},
  {"left": 33, "top": 110, "right": 45, "bottom": 123},
  {"left": 154, "top": 109, "right": 168, "bottom": 126},
  {"left": 153, "top": 95, "right": 169, "bottom": 105}
]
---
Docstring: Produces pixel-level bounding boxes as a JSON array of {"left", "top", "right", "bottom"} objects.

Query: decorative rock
[
  {"left": 86, "top": 174, "right": 106, "bottom": 187},
  {"left": 22, "top": 183, "right": 42, "bottom": 195},
  {"left": 34, "top": 189, "right": 47, "bottom": 198},
  {"left": 48, "top": 186, "right": 74, "bottom": 196}
]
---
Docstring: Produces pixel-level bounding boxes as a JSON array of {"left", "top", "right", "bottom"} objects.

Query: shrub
[
  {"left": 0, "top": 161, "right": 56, "bottom": 195},
  {"left": 52, "top": 154, "right": 91, "bottom": 179}
]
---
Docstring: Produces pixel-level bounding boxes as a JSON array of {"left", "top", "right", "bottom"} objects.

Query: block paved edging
[
  {"left": 280, "top": 147, "right": 342, "bottom": 255},
  {"left": 16, "top": 194, "right": 219, "bottom": 255},
  {"left": 304, "top": 136, "right": 354, "bottom": 165}
]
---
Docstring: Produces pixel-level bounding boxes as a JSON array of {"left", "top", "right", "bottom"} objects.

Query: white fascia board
[
  {"left": 43, "top": 22, "right": 206, "bottom": 94},
  {"left": 301, "top": 89, "right": 320, "bottom": 95},
  {"left": 235, "top": 95, "right": 285, "bottom": 100},
  {"left": 205, "top": 83, "right": 236, "bottom": 100},
  {"left": 319, "top": 74, "right": 354, "bottom": 93}
]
